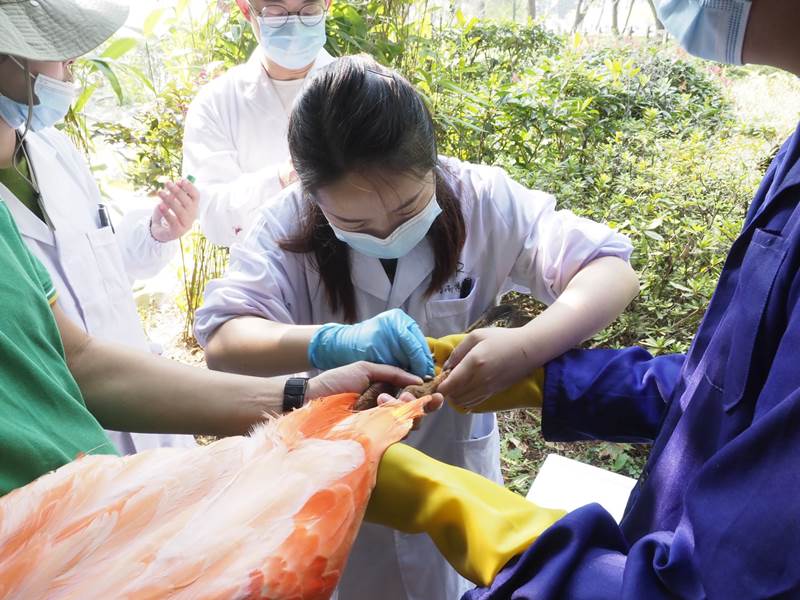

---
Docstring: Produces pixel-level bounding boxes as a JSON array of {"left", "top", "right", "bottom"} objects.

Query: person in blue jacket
[{"left": 367, "top": 1, "right": 800, "bottom": 598}]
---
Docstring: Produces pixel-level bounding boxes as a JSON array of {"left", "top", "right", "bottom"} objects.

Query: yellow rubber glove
[
  {"left": 365, "top": 443, "right": 566, "bottom": 586},
  {"left": 428, "top": 335, "right": 545, "bottom": 413}
]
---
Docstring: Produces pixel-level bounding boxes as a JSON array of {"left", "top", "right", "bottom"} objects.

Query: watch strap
[{"left": 283, "top": 377, "right": 308, "bottom": 413}]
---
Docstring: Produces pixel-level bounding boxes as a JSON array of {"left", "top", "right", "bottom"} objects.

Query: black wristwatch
[{"left": 283, "top": 377, "right": 309, "bottom": 412}]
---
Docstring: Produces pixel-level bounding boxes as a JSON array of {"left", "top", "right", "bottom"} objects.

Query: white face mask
[
  {"left": 657, "top": 0, "right": 752, "bottom": 65},
  {"left": 258, "top": 15, "right": 327, "bottom": 70},
  {"left": 327, "top": 193, "right": 442, "bottom": 259},
  {"left": 0, "top": 58, "right": 77, "bottom": 131}
]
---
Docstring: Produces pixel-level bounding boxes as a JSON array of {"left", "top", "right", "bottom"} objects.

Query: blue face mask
[
  {"left": 657, "top": 0, "right": 752, "bottom": 65},
  {"left": 328, "top": 194, "right": 442, "bottom": 259},
  {"left": 0, "top": 59, "right": 77, "bottom": 131},
  {"left": 258, "top": 15, "right": 327, "bottom": 70}
]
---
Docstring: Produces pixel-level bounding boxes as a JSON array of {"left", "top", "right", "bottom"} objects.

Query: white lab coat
[
  {"left": 195, "top": 156, "right": 634, "bottom": 600},
  {"left": 183, "top": 48, "right": 336, "bottom": 247},
  {"left": 0, "top": 128, "right": 196, "bottom": 455}
]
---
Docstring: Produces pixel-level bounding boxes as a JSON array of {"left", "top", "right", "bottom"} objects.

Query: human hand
[
  {"left": 149, "top": 178, "right": 200, "bottom": 242},
  {"left": 376, "top": 389, "right": 444, "bottom": 431},
  {"left": 278, "top": 159, "right": 298, "bottom": 188},
  {"left": 306, "top": 361, "right": 422, "bottom": 401},
  {"left": 307, "top": 361, "right": 442, "bottom": 429},
  {"left": 308, "top": 309, "right": 435, "bottom": 378},
  {"left": 437, "top": 327, "right": 540, "bottom": 411}
]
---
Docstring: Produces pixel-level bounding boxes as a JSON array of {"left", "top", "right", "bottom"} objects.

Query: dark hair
[{"left": 281, "top": 55, "right": 466, "bottom": 323}]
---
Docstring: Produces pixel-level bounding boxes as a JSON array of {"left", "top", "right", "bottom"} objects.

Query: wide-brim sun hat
[{"left": 0, "top": 0, "right": 129, "bottom": 62}]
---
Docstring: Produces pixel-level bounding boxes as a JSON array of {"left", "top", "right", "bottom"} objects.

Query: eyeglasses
[{"left": 250, "top": 2, "right": 327, "bottom": 28}]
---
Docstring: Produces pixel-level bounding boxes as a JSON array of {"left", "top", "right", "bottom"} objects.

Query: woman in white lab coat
[
  {"left": 183, "top": 0, "right": 336, "bottom": 247},
  {"left": 0, "top": 53, "right": 198, "bottom": 454},
  {"left": 195, "top": 56, "right": 639, "bottom": 600}
]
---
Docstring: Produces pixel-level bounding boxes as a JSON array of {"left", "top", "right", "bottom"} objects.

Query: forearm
[
  {"left": 524, "top": 256, "right": 639, "bottom": 365},
  {"left": 77, "top": 348, "right": 277, "bottom": 438},
  {"left": 67, "top": 336, "right": 285, "bottom": 437},
  {"left": 205, "top": 316, "right": 320, "bottom": 377},
  {"left": 742, "top": 0, "right": 799, "bottom": 76}
]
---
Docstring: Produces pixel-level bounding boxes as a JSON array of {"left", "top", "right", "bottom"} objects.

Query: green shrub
[
  {"left": 94, "top": 82, "right": 194, "bottom": 190},
  {"left": 328, "top": 7, "right": 772, "bottom": 357}
]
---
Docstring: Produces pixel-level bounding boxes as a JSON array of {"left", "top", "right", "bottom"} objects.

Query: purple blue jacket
[{"left": 465, "top": 124, "right": 800, "bottom": 599}]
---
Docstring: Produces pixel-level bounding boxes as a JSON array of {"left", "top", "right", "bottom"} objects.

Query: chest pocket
[
  {"left": 425, "top": 276, "right": 482, "bottom": 338},
  {"left": 703, "top": 228, "right": 787, "bottom": 411},
  {"left": 85, "top": 227, "right": 130, "bottom": 300}
]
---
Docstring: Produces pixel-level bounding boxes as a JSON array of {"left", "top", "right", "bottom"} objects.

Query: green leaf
[
  {"left": 118, "top": 64, "right": 156, "bottom": 94},
  {"left": 72, "top": 83, "right": 97, "bottom": 113},
  {"left": 143, "top": 8, "right": 166, "bottom": 38},
  {"left": 612, "top": 452, "right": 630, "bottom": 472},
  {"left": 88, "top": 58, "right": 124, "bottom": 105},
  {"left": 101, "top": 37, "right": 138, "bottom": 60},
  {"left": 645, "top": 217, "right": 664, "bottom": 230},
  {"left": 643, "top": 230, "right": 665, "bottom": 242},
  {"left": 668, "top": 282, "right": 694, "bottom": 293}
]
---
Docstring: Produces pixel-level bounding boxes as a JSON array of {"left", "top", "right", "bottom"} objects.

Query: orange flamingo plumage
[{"left": 0, "top": 393, "right": 427, "bottom": 599}]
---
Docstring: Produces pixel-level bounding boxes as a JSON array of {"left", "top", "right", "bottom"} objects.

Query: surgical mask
[
  {"left": 657, "top": 0, "right": 752, "bottom": 65},
  {"left": 0, "top": 60, "right": 77, "bottom": 131},
  {"left": 258, "top": 16, "right": 327, "bottom": 70},
  {"left": 328, "top": 194, "right": 442, "bottom": 259}
]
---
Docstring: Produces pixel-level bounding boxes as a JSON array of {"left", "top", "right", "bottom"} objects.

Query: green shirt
[
  {"left": 0, "top": 150, "right": 43, "bottom": 221},
  {"left": 0, "top": 200, "right": 116, "bottom": 496}
]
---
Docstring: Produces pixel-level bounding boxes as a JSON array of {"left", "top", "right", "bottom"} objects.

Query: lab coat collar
[
  {"left": 239, "top": 48, "right": 335, "bottom": 109},
  {"left": 25, "top": 133, "right": 92, "bottom": 231},
  {"left": 349, "top": 237, "right": 436, "bottom": 307},
  {"left": 349, "top": 250, "right": 392, "bottom": 303},
  {"left": 0, "top": 135, "right": 59, "bottom": 246},
  {"left": 1, "top": 181, "right": 54, "bottom": 246},
  {"left": 242, "top": 47, "right": 336, "bottom": 86},
  {"left": 390, "top": 238, "right": 436, "bottom": 307}
]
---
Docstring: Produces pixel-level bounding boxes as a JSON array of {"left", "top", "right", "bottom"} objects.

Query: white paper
[{"left": 526, "top": 453, "right": 638, "bottom": 523}]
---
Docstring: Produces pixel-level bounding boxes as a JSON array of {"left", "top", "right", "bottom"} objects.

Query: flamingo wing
[{"left": 0, "top": 394, "right": 427, "bottom": 599}]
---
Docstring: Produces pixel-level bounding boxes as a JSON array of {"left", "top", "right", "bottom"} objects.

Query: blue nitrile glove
[{"left": 308, "top": 309, "right": 435, "bottom": 377}]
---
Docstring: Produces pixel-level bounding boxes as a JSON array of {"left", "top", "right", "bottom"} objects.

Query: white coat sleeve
[
  {"left": 193, "top": 209, "right": 308, "bottom": 348},
  {"left": 484, "top": 166, "right": 633, "bottom": 305},
  {"left": 116, "top": 208, "right": 178, "bottom": 281},
  {"left": 182, "top": 89, "right": 284, "bottom": 248},
  {"left": 49, "top": 130, "right": 178, "bottom": 282}
]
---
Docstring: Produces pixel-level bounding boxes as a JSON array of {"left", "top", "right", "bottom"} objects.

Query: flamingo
[{"left": 0, "top": 393, "right": 428, "bottom": 599}]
